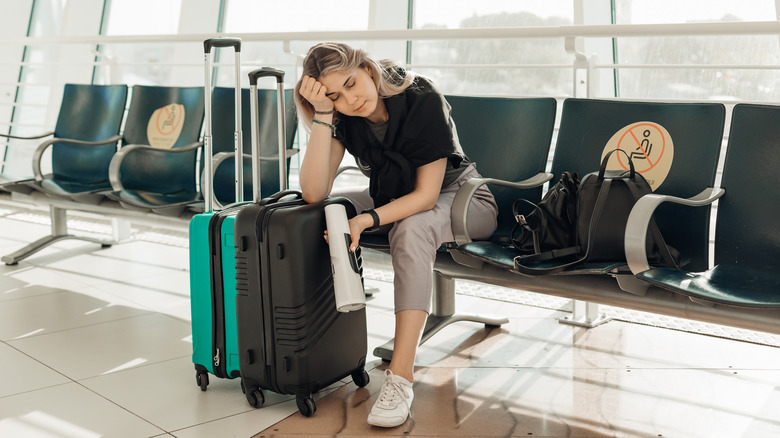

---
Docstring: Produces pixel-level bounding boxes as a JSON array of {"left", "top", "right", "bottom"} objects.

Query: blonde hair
[{"left": 294, "top": 42, "right": 415, "bottom": 131}]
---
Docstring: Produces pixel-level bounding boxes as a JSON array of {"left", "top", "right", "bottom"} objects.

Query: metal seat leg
[
  {"left": 558, "top": 299, "right": 613, "bottom": 328},
  {"left": 2, "top": 206, "right": 124, "bottom": 265},
  {"left": 372, "top": 270, "right": 510, "bottom": 361}
]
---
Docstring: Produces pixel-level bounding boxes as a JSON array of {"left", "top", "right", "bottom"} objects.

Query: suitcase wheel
[
  {"left": 196, "top": 370, "right": 209, "bottom": 391},
  {"left": 352, "top": 369, "right": 370, "bottom": 388},
  {"left": 246, "top": 389, "right": 264, "bottom": 408},
  {"left": 296, "top": 396, "right": 316, "bottom": 417}
]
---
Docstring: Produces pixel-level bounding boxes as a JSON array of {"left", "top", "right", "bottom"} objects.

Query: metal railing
[{"left": 2, "top": 20, "right": 780, "bottom": 176}]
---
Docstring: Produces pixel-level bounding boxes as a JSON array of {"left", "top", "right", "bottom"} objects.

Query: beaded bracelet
[
  {"left": 314, "top": 109, "right": 335, "bottom": 115},
  {"left": 312, "top": 119, "right": 337, "bottom": 136}
]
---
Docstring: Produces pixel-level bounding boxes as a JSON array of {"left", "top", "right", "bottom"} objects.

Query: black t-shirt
[{"left": 336, "top": 73, "right": 469, "bottom": 207}]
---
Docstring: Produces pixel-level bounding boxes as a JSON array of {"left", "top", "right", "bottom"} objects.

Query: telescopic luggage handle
[
  {"left": 203, "top": 37, "right": 243, "bottom": 213},
  {"left": 248, "top": 67, "right": 284, "bottom": 85},
  {"left": 248, "top": 67, "right": 288, "bottom": 201},
  {"left": 204, "top": 37, "right": 241, "bottom": 53}
]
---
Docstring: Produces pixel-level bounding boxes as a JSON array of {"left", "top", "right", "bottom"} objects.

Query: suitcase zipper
[{"left": 209, "top": 214, "right": 227, "bottom": 378}]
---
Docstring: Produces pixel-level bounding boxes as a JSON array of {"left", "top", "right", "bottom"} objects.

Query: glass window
[
  {"left": 97, "top": 0, "right": 199, "bottom": 87},
  {"left": 613, "top": 0, "right": 780, "bottom": 101},
  {"left": 103, "top": 0, "right": 181, "bottom": 35},
  {"left": 220, "top": 0, "right": 371, "bottom": 89},
  {"left": 0, "top": 0, "right": 34, "bottom": 176},
  {"left": 615, "top": 0, "right": 774, "bottom": 24},
  {"left": 411, "top": 0, "right": 573, "bottom": 96},
  {"left": 224, "top": 0, "right": 370, "bottom": 32},
  {"left": 3, "top": 0, "right": 103, "bottom": 178}
]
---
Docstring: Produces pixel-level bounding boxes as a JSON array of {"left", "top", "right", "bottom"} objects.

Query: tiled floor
[{"left": 1, "top": 203, "right": 779, "bottom": 438}]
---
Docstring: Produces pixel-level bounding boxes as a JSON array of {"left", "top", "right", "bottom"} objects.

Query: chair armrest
[
  {"left": 0, "top": 131, "right": 54, "bottom": 140},
  {"left": 211, "top": 151, "right": 236, "bottom": 172},
  {"left": 335, "top": 165, "right": 360, "bottom": 178},
  {"left": 625, "top": 187, "right": 725, "bottom": 275},
  {"left": 451, "top": 172, "right": 553, "bottom": 245},
  {"left": 257, "top": 148, "right": 299, "bottom": 161},
  {"left": 199, "top": 151, "right": 239, "bottom": 210},
  {"left": 32, "top": 134, "right": 123, "bottom": 181},
  {"left": 109, "top": 141, "right": 204, "bottom": 191},
  {"left": 200, "top": 149, "right": 299, "bottom": 208}
]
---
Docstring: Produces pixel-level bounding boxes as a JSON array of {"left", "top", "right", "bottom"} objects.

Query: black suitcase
[{"left": 234, "top": 69, "right": 370, "bottom": 417}]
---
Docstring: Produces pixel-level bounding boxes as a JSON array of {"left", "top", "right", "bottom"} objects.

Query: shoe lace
[{"left": 376, "top": 370, "right": 410, "bottom": 409}]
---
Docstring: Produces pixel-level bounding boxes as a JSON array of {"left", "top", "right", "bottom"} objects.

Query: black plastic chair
[
  {"left": 549, "top": 98, "right": 725, "bottom": 275},
  {"left": 105, "top": 85, "right": 205, "bottom": 216},
  {"left": 0, "top": 84, "right": 128, "bottom": 202},
  {"left": 446, "top": 96, "right": 558, "bottom": 269},
  {"left": 456, "top": 98, "right": 726, "bottom": 278},
  {"left": 205, "top": 86, "right": 297, "bottom": 209},
  {"left": 627, "top": 103, "right": 780, "bottom": 307},
  {"left": 362, "top": 95, "right": 557, "bottom": 253}
]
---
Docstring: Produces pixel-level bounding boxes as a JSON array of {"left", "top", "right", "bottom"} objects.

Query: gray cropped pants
[{"left": 331, "top": 163, "right": 498, "bottom": 314}]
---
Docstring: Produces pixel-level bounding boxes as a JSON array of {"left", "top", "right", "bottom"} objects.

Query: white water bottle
[{"left": 324, "top": 203, "right": 366, "bottom": 312}]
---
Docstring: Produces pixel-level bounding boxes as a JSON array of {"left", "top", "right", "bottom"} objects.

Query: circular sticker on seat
[
  {"left": 147, "top": 103, "right": 185, "bottom": 149},
  {"left": 601, "top": 121, "right": 674, "bottom": 191}
]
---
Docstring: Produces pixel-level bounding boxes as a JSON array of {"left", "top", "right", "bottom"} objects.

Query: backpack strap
[
  {"left": 511, "top": 198, "right": 543, "bottom": 254},
  {"left": 514, "top": 179, "right": 613, "bottom": 275}
]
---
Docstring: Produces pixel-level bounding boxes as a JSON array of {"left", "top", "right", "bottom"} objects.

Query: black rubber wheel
[
  {"left": 352, "top": 369, "right": 370, "bottom": 388},
  {"left": 196, "top": 371, "right": 209, "bottom": 391},
  {"left": 296, "top": 396, "right": 316, "bottom": 417},
  {"left": 246, "top": 389, "right": 264, "bottom": 408}
]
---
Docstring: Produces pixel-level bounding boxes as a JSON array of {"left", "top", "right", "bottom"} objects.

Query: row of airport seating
[
  {"left": 1, "top": 84, "right": 778, "bottom": 360},
  {"left": 0, "top": 83, "right": 297, "bottom": 263},
  {"left": 371, "top": 96, "right": 779, "bottom": 359},
  {"left": 401, "top": 96, "right": 779, "bottom": 361}
]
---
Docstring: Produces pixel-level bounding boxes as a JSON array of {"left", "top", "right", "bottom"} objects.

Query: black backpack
[
  {"left": 513, "top": 149, "right": 680, "bottom": 275},
  {"left": 510, "top": 171, "right": 579, "bottom": 254}
]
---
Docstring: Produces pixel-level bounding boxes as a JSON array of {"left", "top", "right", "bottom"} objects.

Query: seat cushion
[
  {"left": 456, "top": 241, "right": 631, "bottom": 275},
  {"left": 108, "top": 189, "right": 201, "bottom": 210},
  {"left": 36, "top": 177, "right": 111, "bottom": 196},
  {"left": 1, "top": 179, "right": 35, "bottom": 195},
  {"left": 637, "top": 263, "right": 780, "bottom": 308}
]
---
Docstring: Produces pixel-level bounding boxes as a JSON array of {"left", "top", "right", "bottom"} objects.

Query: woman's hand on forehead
[{"left": 300, "top": 75, "right": 334, "bottom": 113}]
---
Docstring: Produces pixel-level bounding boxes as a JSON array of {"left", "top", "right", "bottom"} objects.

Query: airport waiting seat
[
  {"left": 439, "top": 95, "right": 557, "bottom": 269},
  {"left": 359, "top": 95, "right": 557, "bottom": 252},
  {"left": 105, "top": 85, "right": 205, "bottom": 216},
  {"left": 447, "top": 95, "right": 556, "bottom": 242},
  {"left": 367, "top": 95, "right": 558, "bottom": 360},
  {"left": 0, "top": 84, "right": 128, "bottom": 202},
  {"left": 205, "top": 87, "right": 297, "bottom": 209},
  {"left": 453, "top": 98, "right": 726, "bottom": 278},
  {"left": 627, "top": 103, "right": 780, "bottom": 307}
]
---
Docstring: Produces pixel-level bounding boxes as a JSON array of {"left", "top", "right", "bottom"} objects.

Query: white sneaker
[{"left": 367, "top": 369, "right": 414, "bottom": 427}]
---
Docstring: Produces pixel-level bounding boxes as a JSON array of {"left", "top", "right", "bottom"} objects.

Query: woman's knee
[{"left": 389, "top": 213, "right": 439, "bottom": 248}]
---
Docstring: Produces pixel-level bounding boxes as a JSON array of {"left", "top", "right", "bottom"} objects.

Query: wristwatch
[{"left": 361, "top": 209, "right": 381, "bottom": 232}]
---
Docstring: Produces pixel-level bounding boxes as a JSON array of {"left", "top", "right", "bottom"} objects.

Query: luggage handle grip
[
  {"left": 204, "top": 37, "right": 242, "bottom": 53},
  {"left": 249, "top": 67, "right": 285, "bottom": 85},
  {"left": 264, "top": 189, "right": 302, "bottom": 203}
]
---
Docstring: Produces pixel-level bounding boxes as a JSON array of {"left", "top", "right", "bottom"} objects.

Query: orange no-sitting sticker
[
  {"left": 602, "top": 121, "right": 674, "bottom": 191},
  {"left": 146, "top": 103, "right": 185, "bottom": 149}
]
